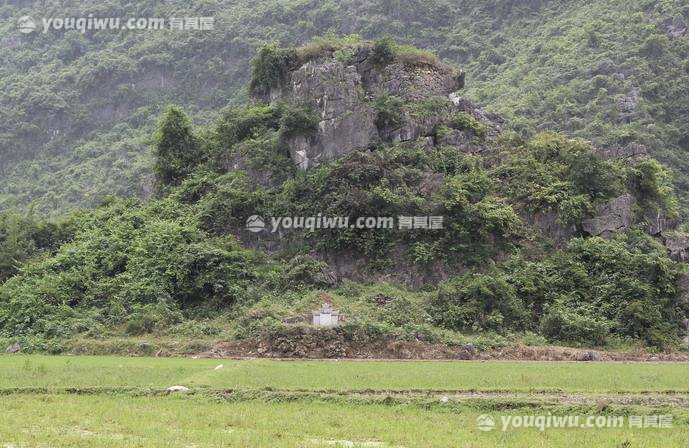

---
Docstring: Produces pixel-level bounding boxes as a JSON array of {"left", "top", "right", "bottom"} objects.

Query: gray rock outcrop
[
  {"left": 597, "top": 144, "right": 648, "bottom": 163},
  {"left": 257, "top": 45, "right": 482, "bottom": 170},
  {"left": 660, "top": 232, "right": 689, "bottom": 262},
  {"left": 665, "top": 16, "right": 688, "bottom": 38},
  {"left": 582, "top": 194, "right": 635, "bottom": 238}
]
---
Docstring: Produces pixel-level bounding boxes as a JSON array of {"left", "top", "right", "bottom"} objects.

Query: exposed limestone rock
[
  {"left": 259, "top": 45, "right": 484, "bottom": 170},
  {"left": 418, "top": 173, "right": 445, "bottom": 196},
  {"left": 581, "top": 194, "right": 634, "bottom": 238},
  {"left": 5, "top": 342, "right": 20, "bottom": 353},
  {"left": 597, "top": 144, "right": 648, "bottom": 163},
  {"left": 530, "top": 209, "right": 575, "bottom": 241},
  {"left": 381, "top": 112, "right": 438, "bottom": 144},
  {"left": 660, "top": 232, "right": 689, "bottom": 262},
  {"left": 166, "top": 385, "right": 189, "bottom": 392},
  {"left": 436, "top": 128, "right": 482, "bottom": 153},
  {"left": 575, "top": 350, "right": 602, "bottom": 362},
  {"left": 365, "top": 61, "right": 462, "bottom": 102},
  {"left": 618, "top": 87, "right": 641, "bottom": 114},
  {"left": 448, "top": 94, "right": 504, "bottom": 135},
  {"left": 664, "top": 16, "right": 688, "bottom": 38},
  {"left": 276, "top": 59, "right": 380, "bottom": 170}
]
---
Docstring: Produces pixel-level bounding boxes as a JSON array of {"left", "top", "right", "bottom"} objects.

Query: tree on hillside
[
  {"left": 0, "top": 212, "right": 36, "bottom": 283},
  {"left": 153, "top": 106, "right": 202, "bottom": 189}
]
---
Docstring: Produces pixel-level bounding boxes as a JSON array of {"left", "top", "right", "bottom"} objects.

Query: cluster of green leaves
[
  {"left": 369, "top": 36, "right": 444, "bottom": 68},
  {"left": 248, "top": 44, "right": 299, "bottom": 95},
  {"left": 449, "top": 112, "right": 487, "bottom": 142},
  {"left": 275, "top": 144, "right": 518, "bottom": 265},
  {"left": 372, "top": 94, "right": 405, "bottom": 130},
  {"left": 493, "top": 132, "right": 628, "bottom": 225},
  {"left": 432, "top": 231, "right": 688, "bottom": 348},
  {"left": 0, "top": 198, "right": 263, "bottom": 338}
]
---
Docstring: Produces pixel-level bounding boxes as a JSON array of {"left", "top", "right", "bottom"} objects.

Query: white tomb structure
[{"left": 312, "top": 302, "right": 342, "bottom": 326}]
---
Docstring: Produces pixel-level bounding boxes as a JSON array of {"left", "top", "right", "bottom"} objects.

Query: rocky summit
[{"left": 255, "top": 44, "right": 477, "bottom": 170}]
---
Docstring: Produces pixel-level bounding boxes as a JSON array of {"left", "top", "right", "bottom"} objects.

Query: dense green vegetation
[
  {"left": 1, "top": 46, "right": 688, "bottom": 351},
  {"left": 1, "top": 0, "right": 688, "bottom": 214},
  {"left": 2, "top": 2, "right": 689, "bottom": 352}
]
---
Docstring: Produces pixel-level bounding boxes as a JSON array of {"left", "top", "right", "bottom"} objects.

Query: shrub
[
  {"left": 432, "top": 272, "right": 526, "bottom": 332},
  {"left": 449, "top": 112, "right": 487, "bottom": 142},
  {"left": 283, "top": 255, "right": 335, "bottom": 289},
  {"left": 216, "top": 102, "right": 279, "bottom": 150},
  {"left": 370, "top": 37, "right": 443, "bottom": 69},
  {"left": 540, "top": 302, "right": 609, "bottom": 346},
  {"left": 296, "top": 34, "right": 364, "bottom": 64},
  {"left": 196, "top": 172, "right": 266, "bottom": 234},
  {"left": 393, "top": 44, "right": 442, "bottom": 68},
  {"left": 627, "top": 158, "right": 677, "bottom": 217},
  {"left": 277, "top": 102, "right": 320, "bottom": 141},
  {"left": 249, "top": 44, "right": 298, "bottom": 94},
  {"left": 370, "top": 37, "right": 396, "bottom": 67},
  {"left": 372, "top": 94, "right": 405, "bottom": 130},
  {"left": 124, "top": 303, "right": 182, "bottom": 335}
]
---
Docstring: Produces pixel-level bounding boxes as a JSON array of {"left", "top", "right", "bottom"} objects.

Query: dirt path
[
  {"left": 201, "top": 340, "right": 689, "bottom": 362},
  {"left": 4, "top": 386, "right": 689, "bottom": 407}
]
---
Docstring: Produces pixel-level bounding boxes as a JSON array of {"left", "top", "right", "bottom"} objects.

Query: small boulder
[
  {"left": 166, "top": 385, "right": 189, "bottom": 393},
  {"left": 574, "top": 351, "right": 602, "bottom": 362},
  {"left": 5, "top": 342, "right": 20, "bottom": 353},
  {"left": 457, "top": 343, "right": 478, "bottom": 360}
]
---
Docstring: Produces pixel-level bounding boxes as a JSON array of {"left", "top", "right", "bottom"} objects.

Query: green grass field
[
  {"left": 2, "top": 355, "right": 689, "bottom": 392},
  {"left": 2, "top": 355, "right": 689, "bottom": 447}
]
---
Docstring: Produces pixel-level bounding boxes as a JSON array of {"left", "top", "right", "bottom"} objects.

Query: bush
[
  {"left": 124, "top": 303, "right": 182, "bottom": 335},
  {"left": 449, "top": 112, "right": 487, "bottom": 142},
  {"left": 296, "top": 34, "right": 364, "bottom": 64},
  {"left": 372, "top": 94, "right": 405, "bottom": 130},
  {"left": 627, "top": 158, "right": 677, "bottom": 217},
  {"left": 277, "top": 102, "right": 320, "bottom": 141},
  {"left": 393, "top": 44, "right": 442, "bottom": 68},
  {"left": 216, "top": 102, "right": 279, "bottom": 150},
  {"left": 432, "top": 272, "right": 526, "bottom": 332},
  {"left": 249, "top": 44, "right": 298, "bottom": 94},
  {"left": 369, "top": 37, "right": 443, "bottom": 69},
  {"left": 540, "top": 303, "right": 609, "bottom": 346},
  {"left": 370, "top": 37, "right": 395, "bottom": 67},
  {"left": 153, "top": 106, "right": 203, "bottom": 189}
]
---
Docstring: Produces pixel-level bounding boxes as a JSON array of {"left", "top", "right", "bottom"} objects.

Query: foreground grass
[
  {"left": 1, "top": 355, "right": 689, "bottom": 392},
  {"left": 0, "top": 393, "right": 687, "bottom": 448},
  {"left": 2, "top": 356, "right": 689, "bottom": 447}
]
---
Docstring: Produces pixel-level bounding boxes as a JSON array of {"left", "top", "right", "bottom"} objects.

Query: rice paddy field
[{"left": 1, "top": 355, "right": 688, "bottom": 447}]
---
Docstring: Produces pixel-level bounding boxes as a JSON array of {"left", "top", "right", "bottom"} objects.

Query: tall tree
[{"left": 153, "top": 106, "right": 202, "bottom": 189}]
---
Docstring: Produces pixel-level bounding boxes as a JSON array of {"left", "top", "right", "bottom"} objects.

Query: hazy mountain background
[{"left": 1, "top": 0, "right": 688, "bottom": 215}]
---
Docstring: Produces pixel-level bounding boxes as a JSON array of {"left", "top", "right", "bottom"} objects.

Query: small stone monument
[{"left": 312, "top": 295, "right": 343, "bottom": 326}]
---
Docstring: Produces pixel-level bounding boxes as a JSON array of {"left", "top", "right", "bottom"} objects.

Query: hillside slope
[
  {"left": 1, "top": 39, "right": 688, "bottom": 355},
  {"left": 0, "top": 0, "right": 688, "bottom": 214}
]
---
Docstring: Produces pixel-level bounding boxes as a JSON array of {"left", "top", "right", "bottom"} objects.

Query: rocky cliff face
[
  {"left": 255, "top": 45, "right": 480, "bottom": 170},
  {"left": 250, "top": 43, "right": 689, "bottom": 266}
]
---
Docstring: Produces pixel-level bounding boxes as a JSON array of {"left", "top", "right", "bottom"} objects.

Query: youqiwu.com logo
[
  {"left": 16, "top": 15, "right": 214, "bottom": 34},
  {"left": 476, "top": 413, "right": 673, "bottom": 432},
  {"left": 245, "top": 214, "right": 444, "bottom": 234}
]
